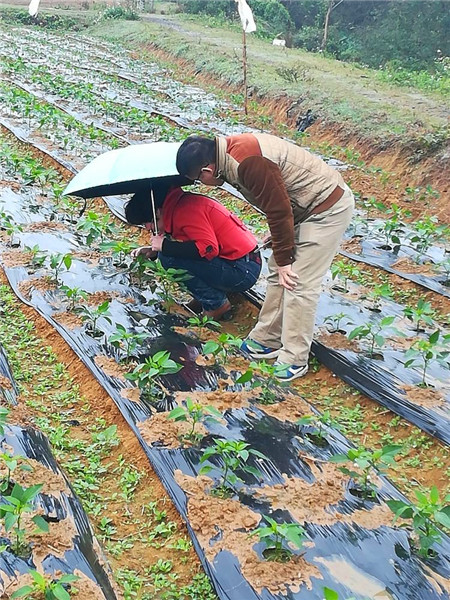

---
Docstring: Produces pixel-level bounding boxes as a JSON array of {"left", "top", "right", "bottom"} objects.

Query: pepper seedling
[
  {"left": 168, "top": 398, "right": 222, "bottom": 443},
  {"left": 125, "top": 351, "right": 183, "bottom": 402},
  {"left": 251, "top": 516, "right": 305, "bottom": 562},
  {"left": 199, "top": 439, "right": 266, "bottom": 498},
  {"left": 329, "top": 444, "right": 401, "bottom": 499},
  {"left": 387, "top": 486, "right": 450, "bottom": 557}
]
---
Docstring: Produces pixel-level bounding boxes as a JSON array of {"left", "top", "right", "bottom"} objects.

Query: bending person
[
  {"left": 125, "top": 184, "right": 262, "bottom": 320},
  {"left": 176, "top": 133, "right": 354, "bottom": 380}
]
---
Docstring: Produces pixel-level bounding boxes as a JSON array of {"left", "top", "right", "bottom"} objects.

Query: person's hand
[
  {"left": 277, "top": 264, "right": 298, "bottom": 290},
  {"left": 130, "top": 246, "right": 157, "bottom": 259},
  {"left": 151, "top": 234, "right": 165, "bottom": 252}
]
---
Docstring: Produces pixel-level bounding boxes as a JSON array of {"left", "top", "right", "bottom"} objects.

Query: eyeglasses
[{"left": 191, "top": 164, "right": 211, "bottom": 183}]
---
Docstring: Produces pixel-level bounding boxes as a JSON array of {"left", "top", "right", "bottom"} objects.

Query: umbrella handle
[{"left": 151, "top": 188, "right": 158, "bottom": 235}]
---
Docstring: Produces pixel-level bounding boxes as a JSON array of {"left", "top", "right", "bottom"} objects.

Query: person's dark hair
[
  {"left": 176, "top": 136, "right": 216, "bottom": 178},
  {"left": 124, "top": 181, "right": 171, "bottom": 225}
]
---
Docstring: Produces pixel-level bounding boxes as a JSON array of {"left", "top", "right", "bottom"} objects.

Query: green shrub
[{"left": 102, "top": 6, "right": 140, "bottom": 20}]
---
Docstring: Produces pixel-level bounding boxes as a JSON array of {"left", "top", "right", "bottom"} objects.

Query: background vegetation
[{"left": 180, "top": 0, "right": 449, "bottom": 72}]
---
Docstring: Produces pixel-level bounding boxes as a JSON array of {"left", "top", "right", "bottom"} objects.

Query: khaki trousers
[{"left": 250, "top": 186, "right": 354, "bottom": 365}]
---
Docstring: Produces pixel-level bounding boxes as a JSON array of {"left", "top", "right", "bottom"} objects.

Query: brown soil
[
  {"left": 401, "top": 384, "right": 446, "bottom": 408},
  {"left": 255, "top": 462, "right": 347, "bottom": 526},
  {"left": 0, "top": 270, "right": 205, "bottom": 588},
  {"left": 86, "top": 290, "right": 120, "bottom": 305},
  {"left": 174, "top": 388, "right": 253, "bottom": 412},
  {"left": 316, "top": 330, "right": 359, "bottom": 352},
  {"left": 53, "top": 311, "right": 83, "bottom": 329},
  {"left": 120, "top": 386, "right": 141, "bottom": 403},
  {"left": 0, "top": 374, "right": 12, "bottom": 389},
  {"left": 258, "top": 392, "right": 313, "bottom": 423},
  {"left": 0, "top": 180, "right": 21, "bottom": 191},
  {"left": 138, "top": 412, "right": 207, "bottom": 449},
  {"left": 0, "top": 249, "right": 32, "bottom": 268},
  {"left": 93, "top": 355, "right": 130, "bottom": 380},
  {"left": 3, "top": 569, "right": 109, "bottom": 600},
  {"left": 0, "top": 454, "right": 69, "bottom": 496},
  {"left": 174, "top": 471, "right": 321, "bottom": 595},
  {"left": 25, "top": 221, "right": 67, "bottom": 232},
  {"left": 341, "top": 238, "right": 362, "bottom": 254},
  {"left": 392, "top": 257, "right": 437, "bottom": 275},
  {"left": 27, "top": 510, "right": 77, "bottom": 563},
  {"left": 72, "top": 249, "right": 104, "bottom": 265},
  {"left": 18, "top": 276, "right": 55, "bottom": 299}
]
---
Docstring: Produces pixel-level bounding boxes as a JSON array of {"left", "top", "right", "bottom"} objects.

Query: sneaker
[
  {"left": 274, "top": 362, "right": 308, "bottom": 381},
  {"left": 203, "top": 299, "right": 232, "bottom": 321},
  {"left": 241, "top": 338, "right": 280, "bottom": 360}
]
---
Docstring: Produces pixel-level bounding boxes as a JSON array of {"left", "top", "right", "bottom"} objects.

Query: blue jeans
[{"left": 159, "top": 253, "right": 261, "bottom": 310}]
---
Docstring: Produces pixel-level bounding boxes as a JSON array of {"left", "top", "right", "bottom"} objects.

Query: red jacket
[{"left": 161, "top": 188, "right": 257, "bottom": 261}]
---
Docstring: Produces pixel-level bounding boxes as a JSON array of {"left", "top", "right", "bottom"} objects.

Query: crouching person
[{"left": 125, "top": 185, "right": 262, "bottom": 320}]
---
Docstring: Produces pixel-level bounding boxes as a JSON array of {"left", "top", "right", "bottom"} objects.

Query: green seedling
[
  {"left": 187, "top": 314, "right": 220, "bottom": 335},
  {"left": 77, "top": 301, "right": 112, "bottom": 336},
  {"left": 0, "top": 405, "right": 10, "bottom": 436},
  {"left": 360, "top": 196, "right": 388, "bottom": 219},
  {"left": 50, "top": 181, "right": 66, "bottom": 205},
  {"left": 0, "top": 483, "right": 48, "bottom": 557},
  {"left": 60, "top": 286, "right": 88, "bottom": 311},
  {"left": 403, "top": 298, "right": 435, "bottom": 331},
  {"left": 387, "top": 486, "right": 450, "bottom": 557},
  {"left": 297, "top": 410, "right": 341, "bottom": 446},
  {"left": 108, "top": 324, "right": 148, "bottom": 361},
  {"left": 11, "top": 570, "right": 80, "bottom": 600},
  {"left": 0, "top": 211, "right": 23, "bottom": 244},
  {"left": 125, "top": 351, "right": 182, "bottom": 401},
  {"left": 146, "top": 260, "right": 191, "bottom": 309},
  {"left": 251, "top": 516, "right": 305, "bottom": 562},
  {"left": 168, "top": 398, "right": 222, "bottom": 443},
  {"left": 324, "top": 312, "right": 354, "bottom": 333},
  {"left": 25, "top": 245, "right": 47, "bottom": 269},
  {"left": 128, "top": 255, "right": 150, "bottom": 283},
  {"left": 0, "top": 450, "right": 33, "bottom": 494},
  {"left": 404, "top": 185, "right": 440, "bottom": 205},
  {"left": 404, "top": 330, "right": 450, "bottom": 386},
  {"left": 77, "top": 211, "right": 118, "bottom": 246},
  {"left": 330, "top": 445, "right": 401, "bottom": 499},
  {"left": 348, "top": 315, "right": 398, "bottom": 357},
  {"left": 408, "top": 216, "right": 449, "bottom": 261},
  {"left": 330, "top": 260, "right": 360, "bottom": 292},
  {"left": 58, "top": 195, "right": 84, "bottom": 222},
  {"left": 202, "top": 333, "right": 243, "bottom": 364},
  {"left": 376, "top": 213, "right": 404, "bottom": 248},
  {"left": 236, "top": 360, "right": 288, "bottom": 404},
  {"left": 49, "top": 252, "right": 72, "bottom": 284},
  {"left": 100, "top": 239, "right": 139, "bottom": 266},
  {"left": 200, "top": 439, "right": 266, "bottom": 497},
  {"left": 363, "top": 283, "right": 393, "bottom": 310},
  {"left": 434, "top": 257, "right": 450, "bottom": 286}
]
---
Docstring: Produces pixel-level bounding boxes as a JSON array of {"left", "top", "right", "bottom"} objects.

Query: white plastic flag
[
  {"left": 235, "top": 0, "right": 256, "bottom": 33},
  {"left": 28, "top": 0, "right": 40, "bottom": 17}
]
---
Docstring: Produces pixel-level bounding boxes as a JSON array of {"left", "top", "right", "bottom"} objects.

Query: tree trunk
[{"left": 321, "top": 0, "right": 334, "bottom": 52}]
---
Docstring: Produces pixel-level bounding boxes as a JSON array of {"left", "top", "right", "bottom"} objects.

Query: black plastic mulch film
[
  {"left": 0, "top": 347, "right": 119, "bottom": 598},
  {"left": 0, "top": 190, "right": 449, "bottom": 600},
  {"left": 340, "top": 222, "right": 449, "bottom": 299}
]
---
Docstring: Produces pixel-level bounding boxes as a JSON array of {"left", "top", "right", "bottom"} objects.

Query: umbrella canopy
[{"left": 63, "top": 142, "right": 189, "bottom": 199}]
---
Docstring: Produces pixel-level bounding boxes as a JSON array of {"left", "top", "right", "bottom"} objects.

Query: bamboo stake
[{"left": 243, "top": 28, "right": 248, "bottom": 115}]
